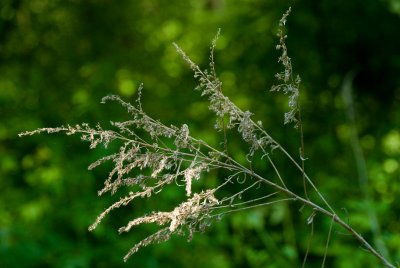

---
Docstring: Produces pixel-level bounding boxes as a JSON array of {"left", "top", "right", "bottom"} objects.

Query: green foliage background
[{"left": 1, "top": 0, "right": 400, "bottom": 267}]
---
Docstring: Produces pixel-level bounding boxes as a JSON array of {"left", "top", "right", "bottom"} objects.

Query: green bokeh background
[{"left": 1, "top": 0, "right": 400, "bottom": 267}]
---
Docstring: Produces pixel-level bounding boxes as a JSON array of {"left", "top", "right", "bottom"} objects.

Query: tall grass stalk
[{"left": 19, "top": 8, "right": 395, "bottom": 268}]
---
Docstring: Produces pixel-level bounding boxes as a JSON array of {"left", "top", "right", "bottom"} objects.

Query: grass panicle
[{"left": 19, "top": 8, "right": 395, "bottom": 268}]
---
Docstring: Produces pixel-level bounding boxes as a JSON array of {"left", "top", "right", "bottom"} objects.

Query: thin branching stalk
[
  {"left": 19, "top": 7, "right": 396, "bottom": 268},
  {"left": 322, "top": 215, "right": 335, "bottom": 267},
  {"left": 302, "top": 219, "right": 314, "bottom": 268}
]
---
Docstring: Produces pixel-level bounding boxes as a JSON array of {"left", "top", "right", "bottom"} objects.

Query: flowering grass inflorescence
[{"left": 19, "top": 8, "right": 396, "bottom": 268}]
